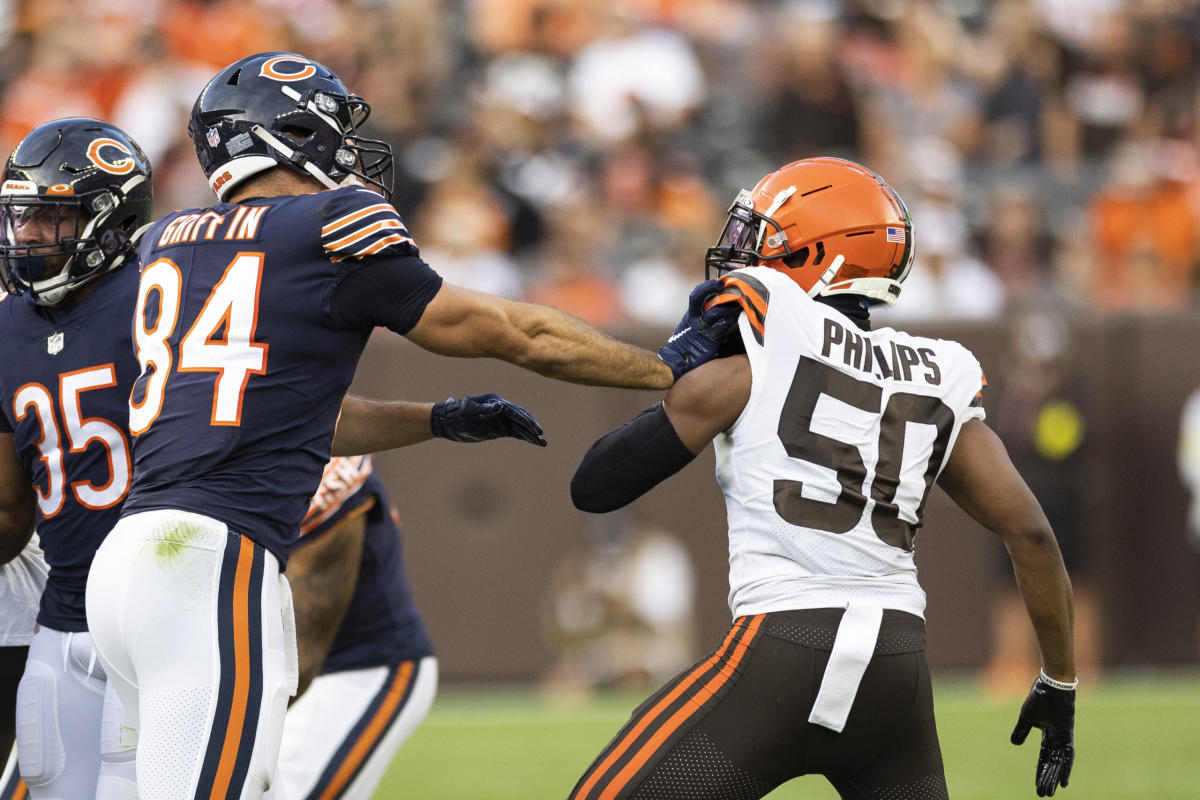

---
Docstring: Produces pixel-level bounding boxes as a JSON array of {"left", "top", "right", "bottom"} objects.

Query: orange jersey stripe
[
  {"left": 720, "top": 277, "right": 768, "bottom": 317},
  {"left": 598, "top": 614, "right": 765, "bottom": 800},
  {"left": 209, "top": 536, "right": 256, "bottom": 800},
  {"left": 350, "top": 233, "right": 412, "bottom": 257},
  {"left": 328, "top": 233, "right": 415, "bottom": 263},
  {"left": 321, "top": 204, "right": 395, "bottom": 237},
  {"left": 573, "top": 619, "right": 750, "bottom": 800},
  {"left": 324, "top": 218, "right": 405, "bottom": 252},
  {"left": 316, "top": 662, "right": 416, "bottom": 800},
  {"left": 708, "top": 290, "right": 765, "bottom": 339}
]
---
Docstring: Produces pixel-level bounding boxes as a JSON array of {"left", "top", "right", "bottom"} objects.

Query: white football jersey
[{"left": 713, "top": 267, "right": 986, "bottom": 619}]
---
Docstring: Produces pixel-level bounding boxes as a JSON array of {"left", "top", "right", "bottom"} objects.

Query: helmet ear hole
[
  {"left": 783, "top": 247, "right": 809, "bottom": 270},
  {"left": 279, "top": 125, "right": 314, "bottom": 142}
]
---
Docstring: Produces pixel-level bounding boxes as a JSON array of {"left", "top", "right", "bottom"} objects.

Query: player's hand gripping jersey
[
  {"left": 122, "top": 186, "right": 442, "bottom": 564},
  {"left": 714, "top": 267, "right": 986, "bottom": 619},
  {"left": 0, "top": 267, "right": 140, "bottom": 630}
]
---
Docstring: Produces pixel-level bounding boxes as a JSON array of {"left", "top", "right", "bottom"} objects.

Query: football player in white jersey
[{"left": 568, "top": 158, "right": 1076, "bottom": 799}]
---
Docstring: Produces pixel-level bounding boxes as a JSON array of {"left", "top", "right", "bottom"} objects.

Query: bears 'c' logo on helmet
[
  {"left": 86, "top": 138, "right": 136, "bottom": 175},
  {"left": 259, "top": 56, "right": 317, "bottom": 82}
]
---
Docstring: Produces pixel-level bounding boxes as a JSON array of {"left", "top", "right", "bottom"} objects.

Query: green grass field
[{"left": 377, "top": 671, "right": 1200, "bottom": 799}]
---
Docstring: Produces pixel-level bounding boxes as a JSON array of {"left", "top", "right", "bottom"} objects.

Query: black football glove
[
  {"left": 657, "top": 279, "right": 741, "bottom": 382},
  {"left": 431, "top": 394, "right": 546, "bottom": 446},
  {"left": 1011, "top": 673, "right": 1076, "bottom": 797}
]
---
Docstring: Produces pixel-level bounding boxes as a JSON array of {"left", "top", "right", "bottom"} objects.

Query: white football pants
[
  {"left": 277, "top": 657, "right": 437, "bottom": 800},
  {"left": 86, "top": 510, "right": 298, "bottom": 800},
  {"left": 14, "top": 627, "right": 136, "bottom": 799}
]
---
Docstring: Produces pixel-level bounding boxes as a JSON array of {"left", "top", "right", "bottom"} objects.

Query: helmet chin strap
[
  {"left": 250, "top": 125, "right": 343, "bottom": 191},
  {"left": 29, "top": 262, "right": 73, "bottom": 306},
  {"left": 807, "top": 254, "right": 845, "bottom": 298}
]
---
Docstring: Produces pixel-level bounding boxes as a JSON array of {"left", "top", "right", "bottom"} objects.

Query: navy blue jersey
[
  {"left": 0, "top": 265, "right": 141, "bottom": 630},
  {"left": 294, "top": 456, "right": 433, "bottom": 672},
  {"left": 122, "top": 187, "right": 440, "bottom": 564}
]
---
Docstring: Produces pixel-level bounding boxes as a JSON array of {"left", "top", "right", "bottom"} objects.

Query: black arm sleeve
[
  {"left": 327, "top": 255, "right": 444, "bottom": 334},
  {"left": 571, "top": 403, "right": 696, "bottom": 513}
]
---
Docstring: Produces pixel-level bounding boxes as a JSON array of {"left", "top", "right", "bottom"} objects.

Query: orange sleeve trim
[
  {"left": 719, "top": 277, "right": 768, "bottom": 317},
  {"left": 300, "top": 457, "right": 374, "bottom": 535},
  {"left": 706, "top": 283, "right": 766, "bottom": 344}
]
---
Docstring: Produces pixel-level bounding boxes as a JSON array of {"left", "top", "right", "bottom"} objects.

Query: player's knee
[{"left": 15, "top": 661, "right": 65, "bottom": 787}]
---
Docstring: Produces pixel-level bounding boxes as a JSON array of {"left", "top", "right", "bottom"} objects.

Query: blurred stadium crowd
[{"left": 2, "top": 0, "right": 1199, "bottom": 325}]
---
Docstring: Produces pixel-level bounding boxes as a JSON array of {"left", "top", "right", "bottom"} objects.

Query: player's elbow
[
  {"left": 570, "top": 472, "right": 623, "bottom": 514},
  {"left": 501, "top": 320, "right": 569, "bottom": 375},
  {"left": 490, "top": 303, "right": 574, "bottom": 376},
  {"left": 512, "top": 342, "right": 574, "bottom": 377},
  {"left": 1000, "top": 515, "right": 1059, "bottom": 559}
]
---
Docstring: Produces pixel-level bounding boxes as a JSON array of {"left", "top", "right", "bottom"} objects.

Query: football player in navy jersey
[
  {"left": 82, "top": 51, "right": 734, "bottom": 800},
  {"left": 278, "top": 456, "right": 434, "bottom": 800},
  {"left": 0, "top": 117, "right": 153, "bottom": 800},
  {"left": 0, "top": 115, "right": 551, "bottom": 800}
]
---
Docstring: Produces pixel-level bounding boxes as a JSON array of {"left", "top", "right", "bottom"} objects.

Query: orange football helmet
[{"left": 705, "top": 157, "right": 914, "bottom": 306}]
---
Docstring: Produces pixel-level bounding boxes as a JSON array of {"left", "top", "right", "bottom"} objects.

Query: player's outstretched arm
[
  {"left": 332, "top": 393, "right": 546, "bottom": 456},
  {"left": 0, "top": 434, "right": 34, "bottom": 564},
  {"left": 937, "top": 418, "right": 1076, "bottom": 796},
  {"left": 406, "top": 283, "right": 675, "bottom": 389},
  {"left": 287, "top": 509, "right": 368, "bottom": 700},
  {"left": 571, "top": 355, "right": 750, "bottom": 512}
]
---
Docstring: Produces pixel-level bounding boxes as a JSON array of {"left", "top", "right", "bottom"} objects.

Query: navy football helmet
[
  {"left": 188, "top": 52, "right": 393, "bottom": 201},
  {"left": 0, "top": 117, "right": 152, "bottom": 306}
]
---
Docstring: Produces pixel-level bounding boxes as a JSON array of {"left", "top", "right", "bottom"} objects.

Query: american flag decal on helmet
[{"left": 886, "top": 226, "right": 905, "bottom": 243}]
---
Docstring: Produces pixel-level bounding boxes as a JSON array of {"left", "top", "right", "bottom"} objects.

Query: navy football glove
[
  {"left": 431, "top": 394, "right": 546, "bottom": 446},
  {"left": 658, "top": 279, "right": 741, "bottom": 382},
  {"left": 1011, "top": 672, "right": 1076, "bottom": 797}
]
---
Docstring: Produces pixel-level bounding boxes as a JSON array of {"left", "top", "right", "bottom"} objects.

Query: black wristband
[{"left": 571, "top": 403, "right": 696, "bottom": 513}]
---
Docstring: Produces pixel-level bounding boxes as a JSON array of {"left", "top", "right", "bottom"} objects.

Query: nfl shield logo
[
  {"left": 47, "top": 331, "right": 64, "bottom": 355},
  {"left": 207, "top": 127, "right": 220, "bottom": 147}
]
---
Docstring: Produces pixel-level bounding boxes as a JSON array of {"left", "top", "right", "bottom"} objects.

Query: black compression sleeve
[
  {"left": 571, "top": 403, "right": 696, "bottom": 513},
  {"left": 327, "top": 255, "right": 444, "bottom": 334}
]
